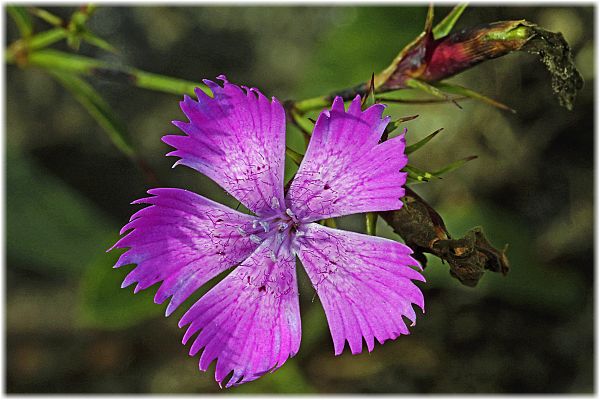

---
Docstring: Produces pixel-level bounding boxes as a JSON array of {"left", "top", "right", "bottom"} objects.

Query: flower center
[{"left": 239, "top": 208, "right": 303, "bottom": 262}]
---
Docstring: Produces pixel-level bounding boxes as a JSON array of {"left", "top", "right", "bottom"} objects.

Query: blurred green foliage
[
  {"left": 5, "top": 5, "right": 594, "bottom": 394},
  {"left": 7, "top": 149, "right": 114, "bottom": 275},
  {"left": 78, "top": 250, "right": 164, "bottom": 330}
]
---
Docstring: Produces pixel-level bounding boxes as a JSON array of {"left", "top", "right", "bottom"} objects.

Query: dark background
[{"left": 6, "top": 5, "right": 594, "bottom": 393}]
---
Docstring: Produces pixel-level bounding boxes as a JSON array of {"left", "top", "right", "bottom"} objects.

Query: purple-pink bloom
[{"left": 111, "top": 75, "right": 425, "bottom": 387}]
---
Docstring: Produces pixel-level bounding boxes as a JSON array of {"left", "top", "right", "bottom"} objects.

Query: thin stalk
[
  {"left": 366, "top": 212, "right": 378, "bottom": 235},
  {"left": 13, "top": 49, "right": 207, "bottom": 96}
]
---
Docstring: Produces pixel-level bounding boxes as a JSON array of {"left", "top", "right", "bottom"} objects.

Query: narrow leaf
[
  {"left": 48, "top": 69, "right": 135, "bottom": 159},
  {"left": 424, "top": 4, "right": 434, "bottom": 34},
  {"left": 433, "top": 3, "right": 468, "bottom": 39},
  {"left": 433, "top": 155, "right": 478, "bottom": 176},
  {"left": 28, "top": 7, "right": 64, "bottom": 26},
  {"left": 381, "top": 115, "right": 418, "bottom": 142},
  {"left": 406, "top": 77, "right": 450, "bottom": 100},
  {"left": 406, "top": 127, "right": 444, "bottom": 154},
  {"left": 361, "top": 73, "right": 376, "bottom": 109},
  {"left": 397, "top": 114, "right": 420, "bottom": 123},
  {"left": 285, "top": 147, "right": 304, "bottom": 166},
  {"left": 377, "top": 94, "right": 466, "bottom": 104},
  {"left": 433, "top": 81, "right": 515, "bottom": 113},
  {"left": 7, "top": 6, "right": 33, "bottom": 38},
  {"left": 403, "top": 164, "right": 440, "bottom": 183},
  {"left": 81, "top": 30, "right": 118, "bottom": 53}
]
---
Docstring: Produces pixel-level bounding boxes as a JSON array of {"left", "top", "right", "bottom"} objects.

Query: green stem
[
  {"left": 323, "top": 218, "right": 337, "bottom": 228},
  {"left": 366, "top": 212, "right": 378, "bottom": 235},
  {"left": 135, "top": 70, "right": 206, "bottom": 96},
  {"left": 7, "top": 6, "right": 33, "bottom": 38},
  {"left": 15, "top": 49, "right": 208, "bottom": 96},
  {"left": 293, "top": 95, "right": 330, "bottom": 115},
  {"left": 28, "top": 7, "right": 64, "bottom": 26}
]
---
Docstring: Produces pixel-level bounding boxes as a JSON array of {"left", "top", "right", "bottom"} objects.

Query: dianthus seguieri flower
[{"left": 111, "top": 75, "right": 425, "bottom": 388}]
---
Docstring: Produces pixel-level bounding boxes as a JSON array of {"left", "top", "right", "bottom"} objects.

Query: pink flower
[{"left": 111, "top": 76, "right": 424, "bottom": 387}]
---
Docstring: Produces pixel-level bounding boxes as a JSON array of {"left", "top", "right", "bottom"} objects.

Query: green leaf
[
  {"left": 376, "top": 93, "right": 465, "bottom": 105},
  {"left": 285, "top": 147, "right": 304, "bottom": 166},
  {"left": 7, "top": 150, "right": 115, "bottom": 276},
  {"left": 405, "top": 127, "right": 443, "bottom": 154},
  {"left": 381, "top": 114, "right": 418, "bottom": 141},
  {"left": 405, "top": 77, "right": 450, "bottom": 100},
  {"left": 433, "top": 3, "right": 468, "bottom": 39},
  {"left": 424, "top": 4, "right": 435, "bottom": 33},
  {"left": 78, "top": 248, "right": 163, "bottom": 330},
  {"left": 28, "top": 7, "right": 64, "bottom": 27},
  {"left": 48, "top": 69, "right": 135, "bottom": 159},
  {"left": 433, "top": 81, "right": 515, "bottom": 112},
  {"left": 432, "top": 155, "right": 478, "bottom": 176},
  {"left": 403, "top": 164, "right": 440, "bottom": 183},
  {"left": 361, "top": 73, "right": 376, "bottom": 109},
  {"left": 404, "top": 156, "right": 477, "bottom": 184},
  {"left": 7, "top": 6, "right": 33, "bottom": 38},
  {"left": 81, "top": 30, "right": 118, "bottom": 53}
]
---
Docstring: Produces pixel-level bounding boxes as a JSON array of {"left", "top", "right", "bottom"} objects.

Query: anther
[
  {"left": 249, "top": 234, "right": 262, "bottom": 244},
  {"left": 260, "top": 221, "right": 270, "bottom": 232},
  {"left": 271, "top": 197, "right": 280, "bottom": 210}
]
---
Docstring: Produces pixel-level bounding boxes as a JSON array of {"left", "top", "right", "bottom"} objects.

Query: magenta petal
[
  {"left": 296, "top": 223, "right": 424, "bottom": 355},
  {"left": 111, "top": 188, "right": 260, "bottom": 316},
  {"left": 178, "top": 238, "right": 301, "bottom": 388},
  {"left": 286, "top": 95, "right": 407, "bottom": 222},
  {"left": 163, "top": 76, "right": 287, "bottom": 216}
]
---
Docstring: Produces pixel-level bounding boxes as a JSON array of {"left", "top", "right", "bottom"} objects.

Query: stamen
[
  {"left": 270, "top": 197, "right": 280, "bottom": 210},
  {"left": 249, "top": 234, "right": 262, "bottom": 244},
  {"left": 237, "top": 227, "right": 247, "bottom": 236},
  {"left": 260, "top": 221, "right": 270, "bottom": 232}
]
